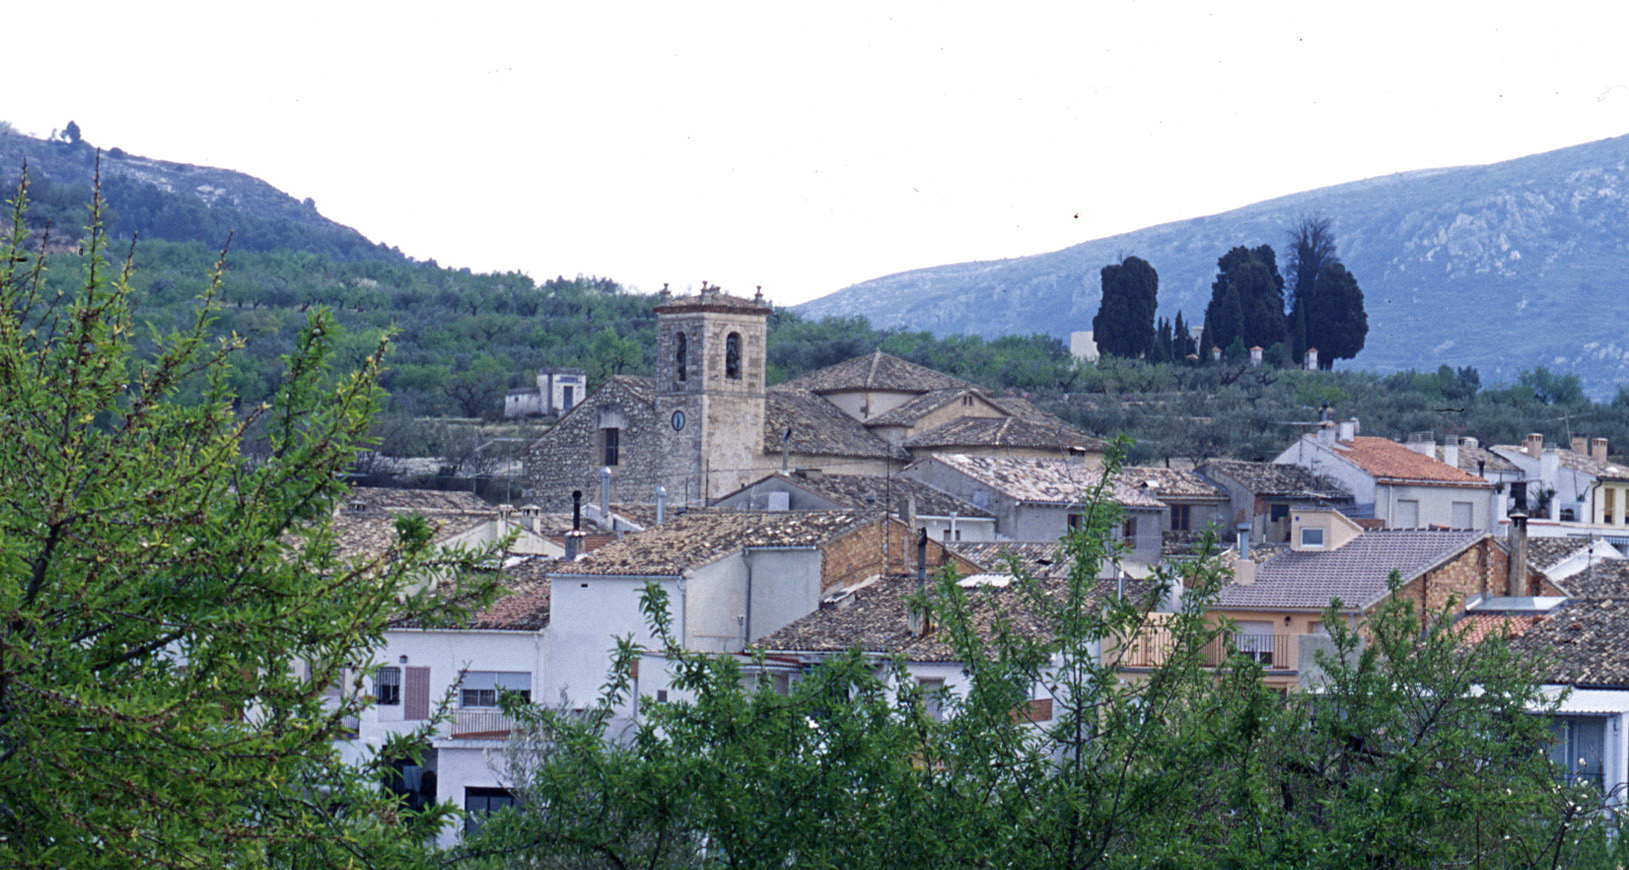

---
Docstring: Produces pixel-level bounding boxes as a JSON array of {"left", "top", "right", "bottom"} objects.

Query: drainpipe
[
  {"left": 1507, "top": 510, "right": 1529, "bottom": 597},
  {"left": 600, "top": 467, "right": 616, "bottom": 537},
  {"left": 656, "top": 486, "right": 667, "bottom": 525}
]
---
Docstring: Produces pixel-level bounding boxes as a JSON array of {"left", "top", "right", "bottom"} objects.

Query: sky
[{"left": 8, "top": 1, "right": 1629, "bottom": 307}]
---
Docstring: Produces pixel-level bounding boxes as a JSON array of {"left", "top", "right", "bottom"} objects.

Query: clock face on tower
[{"left": 671, "top": 410, "right": 686, "bottom": 431}]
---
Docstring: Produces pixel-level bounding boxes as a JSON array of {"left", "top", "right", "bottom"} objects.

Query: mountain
[
  {"left": 798, "top": 134, "right": 1629, "bottom": 397},
  {"left": 0, "top": 129, "right": 401, "bottom": 261}
]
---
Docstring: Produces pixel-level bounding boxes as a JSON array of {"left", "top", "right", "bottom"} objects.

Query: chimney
[
  {"left": 1210, "top": 346, "right": 1222, "bottom": 362},
  {"left": 655, "top": 486, "right": 667, "bottom": 525},
  {"left": 1304, "top": 347, "right": 1318, "bottom": 370},
  {"left": 1572, "top": 436, "right": 1588, "bottom": 456},
  {"left": 1405, "top": 431, "right": 1433, "bottom": 457},
  {"left": 566, "top": 490, "right": 585, "bottom": 560},
  {"left": 906, "top": 528, "right": 931, "bottom": 636},
  {"left": 904, "top": 494, "right": 917, "bottom": 531},
  {"left": 1234, "top": 559, "right": 1257, "bottom": 585},
  {"left": 1337, "top": 419, "right": 1356, "bottom": 443},
  {"left": 1443, "top": 439, "right": 1460, "bottom": 470},
  {"left": 1461, "top": 436, "right": 1479, "bottom": 449},
  {"left": 1316, "top": 421, "right": 1336, "bottom": 447},
  {"left": 1525, "top": 433, "right": 1544, "bottom": 457},
  {"left": 1507, "top": 510, "right": 1529, "bottom": 597},
  {"left": 1593, "top": 438, "right": 1609, "bottom": 462},
  {"left": 1236, "top": 522, "right": 1251, "bottom": 560},
  {"left": 1248, "top": 346, "right": 1263, "bottom": 366}
]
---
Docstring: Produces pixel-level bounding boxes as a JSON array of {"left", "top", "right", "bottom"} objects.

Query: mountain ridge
[{"left": 798, "top": 134, "right": 1629, "bottom": 396}]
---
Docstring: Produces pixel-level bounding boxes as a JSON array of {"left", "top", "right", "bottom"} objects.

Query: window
[
  {"left": 1170, "top": 504, "right": 1192, "bottom": 532},
  {"left": 459, "top": 672, "right": 532, "bottom": 708},
  {"left": 465, "top": 787, "right": 517, "bottom": 835},
  {"left": 1607, "top": 488, "right": 1617, "bottom": 524},
  {"left": 1300, "top": 527, "right": 1325, "bottom": 547},
  {"left": 601, "top": 427, "right": 620, "bottom": 467},
  {"left": 1269, "top": 503, "right": 1290, "bottom": 522},
  {"left": 1561, "top": 507, "right": 1577, "bottom": 522},
  {"left": 1549, "top": 716, "right": 1606, "bottom": 788},
  {"left": 1067, "top": 513, "right": 1085, "bottom": 531},
  {"left": 561, "top": 385, "right": 574, "bottom": 411},
  {"left": 1395, "top": 498, "right": 1420, "bottom": 528},
  {"left": 374, "top": 667, "right": 401, "bottom": 706},
  {"left": 1121, "top": 518, "right": 1137, "bottom": 541},
  {"left": 674, "top": 332, "right": 687, "bottom": 383},
  {"left": 725, "top": 332, "right": 742, "bottom": 380},
  {"left": 918, "top": 677, "right": 946, "bottom": 721}
]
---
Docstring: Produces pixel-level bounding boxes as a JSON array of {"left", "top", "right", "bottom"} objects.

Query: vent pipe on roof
[
  {"left": 1237, "top": 522, "right": 1251, "bottom": 560},
  {"left": 567, "top": 490, "right": 585, "bottom": 561},
  {"left": 916, "top": 527, "right": 928, "bottom": 588},
  {"left": 656, "top": 486, "right": 667, "bottom": 525}
]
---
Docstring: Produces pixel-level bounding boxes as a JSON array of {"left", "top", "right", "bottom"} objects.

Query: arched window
[
  {"left": 725, "top": 332, "right": 742, "bottom": 380},
  {"left": 675, "top": 332, "right": 687, "bottom": 383}
]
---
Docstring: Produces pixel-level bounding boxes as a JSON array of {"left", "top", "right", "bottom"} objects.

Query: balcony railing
[
  {"left": 1113, "top": 628, "right": 1305, "bottom": 672},
  {"left": 445, "top": 708, "right": 517, "bottom": 740}
]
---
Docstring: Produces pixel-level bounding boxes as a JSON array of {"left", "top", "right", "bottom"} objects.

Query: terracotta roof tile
[
  {"left": 903, "top": 416, "right": 1109, "bottom": 452},
  {"left": 1332, "top": 437, "right": 1491, "bottom": 487},
  {"left": 1121, "top": 466, "right": 1228, "bottom": 501},
  {"left": 555, "top": 510, "right": 878, "bottom": 576},
  {"left": 773, "top": 472, "right": 992, "bottom": 519},
  {"left": 1435, "top": 444, "right": 1522, "bottom": 476},
  {"left": 927, "top": 454, "right": 1165, "bottom": 509},
  {"left": 465, "top": 556, "right": 561, "bottom": 631},
  {"left": 863, "top": 388, "right": 987, "bottom": 427},
  {"left": 1512, "top": 599, "right": 1629, "bottom": 687},
  {"left": 764, "top": 388, "right": 908, "bottom": 460}
]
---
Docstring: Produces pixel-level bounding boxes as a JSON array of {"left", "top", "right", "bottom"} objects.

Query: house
[
  {"left": 1121, "top": 465, "right": 1231, "bottom": 545},
  {"left": 337, "top": 487, "right": 561, "bottom": 557},
  {"left": 902, "top": 454, "right": 1166, "bottom": 562},
  {"left": 1168, "top": 508, "right": 1558, "bottom": 691},
  {"left": 542, "top": 510, "right": 977, "bottom": 729},
  {"left": 1198, "top": 459, "right": 1353, "bottom": 544},
  {"left": 1491, "top": 435, "right": 1629, "bottom": 552},
  {"left": 504, "top": 368, "right": 586, "bottom": 418},
  {"left": 522, "top": 285, "right": 1103, "bottom": 511},
  {"left": 1274, "top": 420, "right": 1496, "bottom": 530},
  {"left": 711, "top": 468, "right": 997, "bottom": 542}
]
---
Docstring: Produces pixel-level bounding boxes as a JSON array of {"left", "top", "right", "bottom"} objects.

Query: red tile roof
[{"left": 1333, "top": 437, "right": 1492, "bottom": 487}]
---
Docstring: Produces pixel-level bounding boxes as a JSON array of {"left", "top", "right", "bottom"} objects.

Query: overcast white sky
[{"left": 8, "top": 1, "right": 1629, "bottom": 306}]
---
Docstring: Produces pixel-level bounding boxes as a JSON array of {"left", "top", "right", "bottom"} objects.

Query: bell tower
[{"left": 655, "top": 284, "right": 771, "bottom": 505}]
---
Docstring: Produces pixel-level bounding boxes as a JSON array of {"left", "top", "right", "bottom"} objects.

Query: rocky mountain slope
[
  {"left": 798, "top": 134, "right": 1629, "bottom": 396},
  {"left": 0, "top": 129, "right": 398, "bottom": 261}
]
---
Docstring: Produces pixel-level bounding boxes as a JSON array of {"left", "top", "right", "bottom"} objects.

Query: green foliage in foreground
[
  {"left": 0, "top": 174, "right": 500, "bottom": 865},
  {"left": 466, "top": 453, "right": 1619, "bottom": 869}
]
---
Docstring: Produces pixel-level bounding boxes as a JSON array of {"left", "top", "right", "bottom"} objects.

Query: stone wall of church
[{"left": 523, "top": 380, "right": 666, "bottom": 511}]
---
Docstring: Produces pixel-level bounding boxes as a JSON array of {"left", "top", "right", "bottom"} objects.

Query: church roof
[
  {"left": 652, "top": 287, "right": 771, "bottom": 316},
  {"left": 779, "top": 350, "right": 973, "bottom": 395},
  {"left": 765, "top": 388, "right": 910, "bottom": 460}
]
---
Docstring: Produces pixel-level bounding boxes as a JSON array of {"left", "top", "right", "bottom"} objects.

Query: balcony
[
  {"left": 444, "top": 708, "right": 517, "bottom": 740},
  {"left": 1113, "top": 627, "right": 1308, "bottom": 673}
]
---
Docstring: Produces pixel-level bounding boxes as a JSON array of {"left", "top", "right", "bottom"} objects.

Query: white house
[
  {"left": 1274, "top": 421, "right": 1497, "bottom": 531},
  {"left": 1492, "top": 435, "right": 1629, "bottom": 553}
]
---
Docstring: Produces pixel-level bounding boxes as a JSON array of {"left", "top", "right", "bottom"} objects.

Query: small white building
[{"left": 504, "top": 368, "right": 586, "bottom": 418}]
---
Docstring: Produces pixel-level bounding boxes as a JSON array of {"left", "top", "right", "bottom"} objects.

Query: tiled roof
[
  {"left": 554, "top": 510, "right": 877, "bottom": 576},
  {"left": 950, "top": 541, "right": 1067, "bottom": 577},
  {"left": 764, "top": 388, "right": 908, "bottom": 460},
  {"left": 984, "top": 395, "right": 1058, "bottom": 424},
  {"left": 1556, "top": 449, "right": 1629, "bottom": 482},
  {"left": 781, "top": 472, "right": 992, "bottom": 519},
  {"left": 1214, "top": 530, "right": 1486, "bottom": 611},
  {"left": 863, "top": 388, "right": 986, "bottom": 427},
  {"left": 1330, "top": 437, "right": 1492, "bottom": 487},
  {"left": 1201, "top": 460, "right": 1351, "bottom": 500},
  {"left": 1511, "top": 599, "right": 1629, "bottom": 687},
  {"left": 652, "top": 289, "right": 772, "bottom": 315},
  {"left": 1121, "top": 466, "right": 1228, "bottom": 501},
  {"left": 757, "top": 572, "right": 1146, "bottom": 662},
  {"left": 344, "top": 487, "right": 491, "bottom": 514},
  {"left": 1549, "top": 560, "right": 1629, "bottom": 600},
  {"left": 1457, "top": 612, "right": 1545, "bottom": 646},
  {"left": 1526, "top": 536, "right": 1601, "bottom": 573},
  {"left": 904, "top": 416, "right": 1109, "bottom": 453},
  {"left": 927, "top": 454, "right": 1165, "bottom": 509},
  {"left": 1435, "top": 444, "right": 1521, "bottom": 476},
  {"left": 779, "top": 350, "right": 972, "bottom": 395},
  {"left": 466, "top": 556, "right": 560, "bottom": 631}
]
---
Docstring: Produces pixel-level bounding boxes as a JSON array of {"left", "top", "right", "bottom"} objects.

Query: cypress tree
[{"left": 1092, "top": 256, "right": 1159, "bottom": 358}]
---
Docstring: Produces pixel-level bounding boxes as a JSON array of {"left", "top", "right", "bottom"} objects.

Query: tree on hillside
[
  {"left": 62, "top": 120, "right": 82, "bottom": 145},
  {"left": 1092, "top": 256, "right": 1158, "bottom": 358},
  {"left": 1286, "top": 216, "right": 1338, "bottom": 359},
  {"left": 1203, "top": 245, "right": 1286, "bottom": 358},
  {"left": 1306, "top": 260, "right": 1367, "bottom": 369},
  {"left": 0, "top": 172, "right": 498, "bottom": 866}
]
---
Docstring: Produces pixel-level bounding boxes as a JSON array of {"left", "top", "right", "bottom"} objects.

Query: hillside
[
  {"left": 0, "top": 128, "right": 400, "bottom": 261},
  {"left": 798, "top": 134, "right": 1629, "bottom": 396}
]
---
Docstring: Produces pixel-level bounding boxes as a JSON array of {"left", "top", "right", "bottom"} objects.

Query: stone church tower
[{"left": 654, "top": 286, "right": 771, "bottom": 505}]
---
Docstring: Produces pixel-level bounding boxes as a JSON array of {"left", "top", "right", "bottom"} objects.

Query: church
[{"left": 522, "top": 285, "right": 1104, "bottom": 510}]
